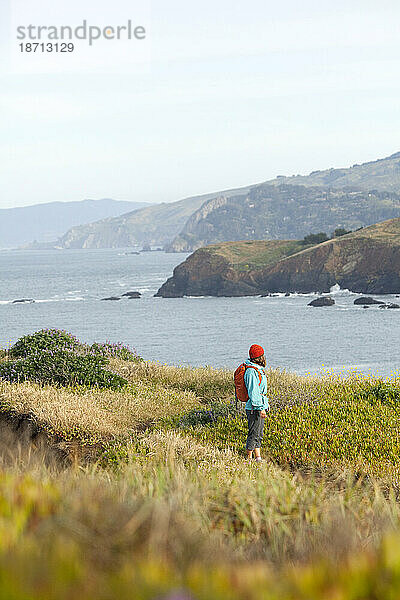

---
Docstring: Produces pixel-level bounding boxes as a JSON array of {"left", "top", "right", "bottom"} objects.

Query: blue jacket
[{"left": 244, "top": 360, "right": 269, "bottom": 412}]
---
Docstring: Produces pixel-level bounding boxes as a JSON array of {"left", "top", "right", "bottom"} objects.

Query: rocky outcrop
[
  {"left": 308, "top": 297, "right": 335, "bottom": 307},
  {"left": 122, "top": 291, "right": 141, "bottom": 299},
  {"left": 156, "top": 218, "right": 400, "bottom": 297},
  {"left": 155, "top": 248, "right": 259, "bottom": 298},
  {"left": 354, "top": 297, "right": 384, "bottom": 305}
]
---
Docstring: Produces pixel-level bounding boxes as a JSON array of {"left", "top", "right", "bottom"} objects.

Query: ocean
[{"left": 1, "top": 248, "right": 399, "bottom": 377}]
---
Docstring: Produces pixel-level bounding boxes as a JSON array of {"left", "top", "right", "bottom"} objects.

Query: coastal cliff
[
  {"left": 154, "top": 247, "right": 256, "bottom": 298},
  {"left": 156, "top": 217, "right": 400, "bottom": 296}
]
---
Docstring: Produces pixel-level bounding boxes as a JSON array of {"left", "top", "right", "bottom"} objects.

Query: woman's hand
[{"left": 260, "top": 409, "right": 267, "bottom": 418}]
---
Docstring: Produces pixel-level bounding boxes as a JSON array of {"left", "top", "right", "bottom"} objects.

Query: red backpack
[{"left": 234, "top": 363, "right": 262, "bottom": 403}]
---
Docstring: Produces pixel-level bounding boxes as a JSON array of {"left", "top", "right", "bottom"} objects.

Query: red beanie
[{"left": 249, "top": 344, "right": 265, "bottom": 359}]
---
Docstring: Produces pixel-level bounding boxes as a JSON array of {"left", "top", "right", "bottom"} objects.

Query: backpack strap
[{"left": 244, "top": 364, "right": 262, "bottom": 386}]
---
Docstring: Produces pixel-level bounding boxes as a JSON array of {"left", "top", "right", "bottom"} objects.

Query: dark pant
[{"left": 246, "top": 410, "right": 265, "bottom": 451}]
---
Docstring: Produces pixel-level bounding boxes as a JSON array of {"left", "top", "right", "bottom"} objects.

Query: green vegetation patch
[
  {"left": 1, "top": 330, "right": 131, "bottom": 391},
  {"left": 9, "top": 329, "right": 84, "bottom": 358},
  {"left": 0, "top": 350, "right": 127, "bottom": 391},
  {"left": 90, "top": 341, "right": 142, "bottom": 362},
  {"left": 206, "top": 240, "right": 308, "bottom": 272},
  {"left": 183, "top": 380, "right": 400, "bottom": 475}
]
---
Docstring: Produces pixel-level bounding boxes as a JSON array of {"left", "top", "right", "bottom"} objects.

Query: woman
[{"left": 244, "top": 344, "right": 269, "bottom": 463}]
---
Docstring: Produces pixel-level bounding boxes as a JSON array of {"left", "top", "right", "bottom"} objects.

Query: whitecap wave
[
  {"left": 329, "top": 283, "right": 357, "bottom": 296},
  {"left": 265, "top": 285, "right": 358, "bottom": 298}
]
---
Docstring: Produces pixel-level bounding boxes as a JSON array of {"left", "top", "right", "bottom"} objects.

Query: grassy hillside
[
  {"left": 267, "top": 151, "right": 400, "bottom": 192},
  {"left": 201, "top": 239, "right": 308, "bottom": 272},
  {"left": 350, "top": 215, "right": 400, "bottom": 243},
  {"left": 2, "top": 330, "right": 400, "bottom": 598}
]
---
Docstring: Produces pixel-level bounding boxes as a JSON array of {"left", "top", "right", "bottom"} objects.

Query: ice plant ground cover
[{"left": 1, "top": 331, "right": 400, "bottom": 598}]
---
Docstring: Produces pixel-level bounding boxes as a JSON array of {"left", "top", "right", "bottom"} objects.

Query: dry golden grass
[
  {"left": 203, "top": 239, "right": 306, "bottom": 271},
  {"left": 114, "top": 359, "right": 375, "bottom": 409},
  {"left": 0, "top": 378, "right": 199, "bottom": 441},
  {"left": 115, "top": 359, "right": 233, "bottom": 402},
  {"left": 0, "top": 360, "right": 388, "bottom": 447}
]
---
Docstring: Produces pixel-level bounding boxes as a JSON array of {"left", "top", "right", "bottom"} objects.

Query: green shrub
[
  {"left": 333, "top": 227, "right": 352, "bottom": 237},
  {"left": 9, "top": 329, "right": 85, "bottom": 358},
  {"left": 302, "top": 232, "right": 329, "bottom": 245},
  {"left": 90, "top": 341, "right": 142, "bottom": 362},
  {"left": 0, "top": 350, "right": 127, "bottom": 390}
]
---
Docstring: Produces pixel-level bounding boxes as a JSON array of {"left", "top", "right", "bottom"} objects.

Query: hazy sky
[{"left": 1, "top": 0, "right": 400, "bottom": 209}]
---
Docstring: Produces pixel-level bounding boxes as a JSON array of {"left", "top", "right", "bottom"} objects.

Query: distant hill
[
  {"left": 0, "top": 199, "right": 150, "bottom": 249},
  {"left": 156, "top": 217, "right": 400, "bottom": 297},
  {"left": 266, "top": 151, "right": 400, "bottom": 192},
  {"left": 168, "top": 152, "right": 400, "bottom": 252},
  {"left": 167, "top": 185, "right": 400, "bottom": 252},
  {"left": 52, "top": 151, "right": 400, "bottom": 251},
  {"left": 57, "top": 185, "right": 254, "bottom": 249}
]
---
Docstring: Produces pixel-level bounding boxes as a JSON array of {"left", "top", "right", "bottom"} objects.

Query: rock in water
[
  {"left": 379, "top": 303, "right": 400, "bottom": 309},
  {"left": 354, "top": 297, "right": 385, "bottom": 305},
  {"left": 122, "top": 291, "right": 141, "bottom": 298},
  {"left": 308, "top": 296, "right": 335, "bottom": 307},
  {"left": 101, "top": 297, "right": 121, "bottom": 301}
]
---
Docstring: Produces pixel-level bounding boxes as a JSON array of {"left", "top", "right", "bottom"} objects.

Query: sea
[{"left": 1, "top": 248, "right": 399, "bottom": 378}]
